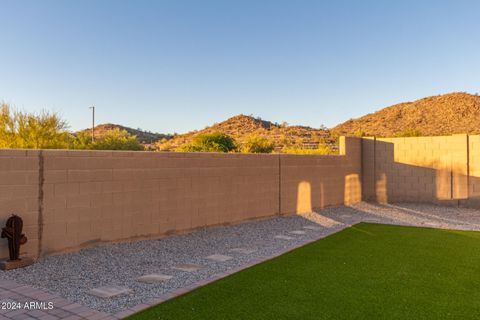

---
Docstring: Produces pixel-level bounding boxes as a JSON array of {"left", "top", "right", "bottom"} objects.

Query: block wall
[
  {"left": 5, "top": 134, "right": 480, "bottom": 260},
  {"left": 280, "top": 136, "right": 362, "bottom": 214},
  {"left": 466, "top": 135, "right": 480, "bottom": 207},
  {"left": 362, "top": 135, "right": 470, "bottom": 204},
  {"left": 0, "top": 150, "right": 40, "bottom": 259},
  {"left": 0, "top": 137, "right": 362, "bottom": 259},
  {"left": 40, "top": 151, "right": 279, "bottom": 255}
]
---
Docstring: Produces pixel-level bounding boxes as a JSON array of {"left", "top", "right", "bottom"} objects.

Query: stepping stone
[
  {"left": 137, "top": 274, "right": 173, "bottom": 284},
  {"left": 303, "top": 226, "right": 322, "bottom": 231},
  {"left": 88, "top": 286, "right": 132, "bottom": 298},
  {"left": 229, "top": 248, "right": 257, "bottom": 254},
  {"left": 289, "top": 230, "right": 306, "bottom": 235},
  {"left": 206, "top": 254, "right": 233, "bottom": 262},
  {"left": 275, "top": 235, "right": 294, "bottom": 240},
  {"left": 173, "top": 264, "right": 204, "bottom": 272}
]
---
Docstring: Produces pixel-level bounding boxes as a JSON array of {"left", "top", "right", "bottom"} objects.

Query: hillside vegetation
[
  {"left": 0, "top": 103, "right": 144, "bottom": 150},
  {"left": 6, "top": 91, "right": 479, "bottom": 152},
  {"left": 78, "top": 123, "right": 172, "bottom": 145},
  {"left": 156, "top": 114, "right": 335, "bottom": 152},
  {"left": 333, "top": 92, "right": 480, "bottom": 137}
]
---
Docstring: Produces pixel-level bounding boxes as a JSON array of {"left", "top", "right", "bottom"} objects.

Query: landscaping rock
[
  {"left": 205, "top": 254, "right": 233, "bottom": 262},
  {"left": 275, "top": 235, "right": 294, "bottom": 240},
  {"left": 137, "top": 274, "right": 173, "bottom": 284},
  {"left": 173, "top": 264, "right": 204, "bottom": 272},
  {"left": 88, "top": 286, "right": 132, "bottom": 299},
  {"left": 229, "top": 248, "right": 257, "bottom": 254}
]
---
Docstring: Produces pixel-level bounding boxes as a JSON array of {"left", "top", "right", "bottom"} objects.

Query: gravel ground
[
  {"left": 328, "top": 202, "right": 480, "bottom": 230},
  {"left": 1, "top": 202, "right": 480, "bottom": 315}
]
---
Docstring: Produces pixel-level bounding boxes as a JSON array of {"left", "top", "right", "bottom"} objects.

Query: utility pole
[{"left": 89, "top": 106, "right": 95, "bottom": 142}]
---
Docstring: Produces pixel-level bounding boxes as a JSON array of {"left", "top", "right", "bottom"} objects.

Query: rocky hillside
[
  {"left": 78, "top": 92, "right": 480, "bottom": 151},
  {"left": 333, "top": 92, "right": 480, "bottom": 137},
  {"left": 78, "top": 124, "right": 172, "bottom": 145},
  {"left": 156, "top": 114, "right": 334, "bottom": 152}
]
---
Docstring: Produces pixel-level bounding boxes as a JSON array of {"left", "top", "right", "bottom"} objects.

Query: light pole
[{"left": 89, "top": 106, "right": 95, "bottom": 142}]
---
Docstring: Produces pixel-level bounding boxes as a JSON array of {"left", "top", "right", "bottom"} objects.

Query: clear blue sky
[{"left": 1, "top": 0, "right": 479, "bottom": 134}]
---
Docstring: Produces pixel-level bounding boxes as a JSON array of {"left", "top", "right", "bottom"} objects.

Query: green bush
[
  {"left": 241, "top": 135, "right": 274, "bottom": 153},
  {"left": 72, "top": 128, "right": 144, "bottom": 151},
  {"left": 178, "top": 132, "right": 237, "bottom": 152},
  {"left": 282, "top": 145, "right": 334, "bottom": 155},
  {"left": 394, "top": 129, "right": 422, "bottom": 137},
  {"left": 69, "top": 130, "right": 92, "bottom": 150}
]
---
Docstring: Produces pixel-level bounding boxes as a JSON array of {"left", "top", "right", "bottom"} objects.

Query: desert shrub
[
  {"left": 72, "top": 128, "right": 144, "bottom": 150},
  {"left": 155, "top": 139, "right": 175, "bottom": 151},
  {"left": 241, "top": 135, "right": 274, "bottom": 153},
  {"left": 0, "top": 104, "right": 16, "bottom": 148},
  {"left": 69, "top": 130, "right": 92, "bottom": 149},
  {"left": 394, "top": 129, "right": 422, "bottom": 137},
  {"left": 354, "top": 129, "right": 366, "bottom": 137},
  {"left": 92, "top": 128, "right": 144, "bottom": 150},
  {"left": 178, "top": 132, "right": 237, "bottom": 152},
  {"left": 0, "top": 103, "right": 70, "bottom": 149},
  {"left": 282, "top": 144, "right": 334, "bottom": 155}
]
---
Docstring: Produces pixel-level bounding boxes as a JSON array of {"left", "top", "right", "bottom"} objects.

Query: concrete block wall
[
  {"left": 361, "top": 134, "right": 471, "bottom": 205},
  {"left": 467, "top": 135, "right": 480, "bottom": 207},
  {"left": 5, "top": 134, "right": 480, "bottom": 260},
  {"left": 0, "top": 150, "right": 40, "bottom": 259},
  {"left": 40, "top": 151, "right": 280, "bottom": 256},
  {"left": 0, "top": 136, "right": 362, "bottom": 259},
  {"left": 281, "top": 136, "right": 362, "bottom": 214}
]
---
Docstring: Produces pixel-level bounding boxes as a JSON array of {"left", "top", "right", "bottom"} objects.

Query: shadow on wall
[
  {"left": 295, "top": 134, "right": 480, "bottom": 214},
  {"left": 292, "top": 137, "right": 362, "bottom": 214},
  {"left": 296, "top": 181, "right": 312, "bottom": 214},
  {"left": 296, "top": 174, "right": 362, "bottom": 214},
  {"left": 361, "top": 136, "right": 480, "bottom": 206},
  {"left": 344, "top": 174, "right": 361, "bottom": 205}
]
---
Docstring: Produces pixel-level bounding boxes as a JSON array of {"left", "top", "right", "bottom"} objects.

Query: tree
[
  {"left": 178, "top": 132, "right": 237, "bottom": 152},
  {"left": 92, "top": 128, "right": 144, "bottom": 150},
  {"left": 0, "top": 104, "right": 16, "bottom": 148},
  {"left": 0, "top": 103, "right": 144, "bottom": 151},
  {"left": 69, "top": 131, "right": 92, "bottom": 150},
  {"left": 241, "top": 135, "right": 274, "bottom": 153},
  {"left": 0, "top": 103, "right": 70, "bottom": 149},
  {"left": 71, "top": 128, "right": 144, "bottom": 150}
]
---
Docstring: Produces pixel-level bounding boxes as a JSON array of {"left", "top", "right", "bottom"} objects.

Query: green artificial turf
[{"left": 129, "top": 223, "right": 480, "bottom": 320}]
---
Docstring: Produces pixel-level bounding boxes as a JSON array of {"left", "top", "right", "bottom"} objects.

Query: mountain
[
  {"left": 333, "top": 92, "right": 480, "bottom": 137},
  {"left": 79, "top": 92, "right": 480, "bottom": 151},
  {"left": 156, "top": 114, "right": 334, "bottom": 152},
  {"left": 78, "top": 124, "right": 172, "bottom": 145}
]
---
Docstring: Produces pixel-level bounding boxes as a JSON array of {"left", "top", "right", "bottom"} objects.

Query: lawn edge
[
  {"left": 121, "top": 222, "right": 361, "bottom": 319},
  {"left": 118, "top": 221, "right": 480, "bottom": 319}
]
